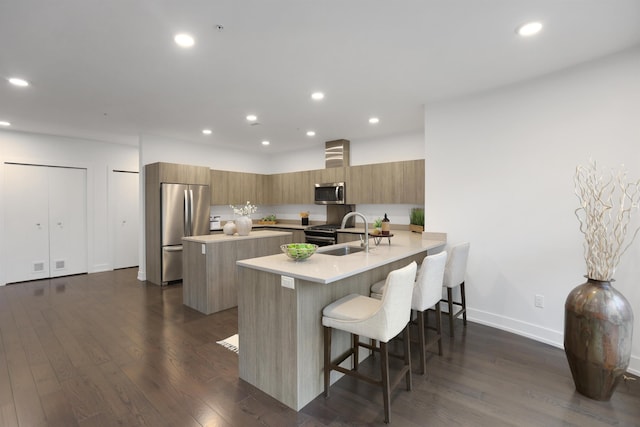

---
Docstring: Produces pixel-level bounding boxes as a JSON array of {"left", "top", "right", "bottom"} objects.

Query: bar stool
[
  {"left": 371, "top": 251, "right": 448, "bottom": 375},
  {"left": 440, "top": 242, "right": 470, "bottom": 337},
  {"left": 322, "top": 261, "right": 417, "bottom": 424}
]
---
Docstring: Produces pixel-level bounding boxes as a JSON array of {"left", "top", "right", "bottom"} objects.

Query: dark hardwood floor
[{"left": 0, "top": 268, "right": 638, "bottom": 426}]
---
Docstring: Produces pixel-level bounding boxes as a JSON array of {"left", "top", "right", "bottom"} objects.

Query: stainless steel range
[
  {"left": 304, "top": 224, "right": 341, "bottom": 246},
  {"left": 305, "top": 204, "right": 356, "bottom": 246}
]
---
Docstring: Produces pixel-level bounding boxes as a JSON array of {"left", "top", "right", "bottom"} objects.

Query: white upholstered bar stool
[
  {"left": 322, "top": 261, "right": 417, "bottom": 424},
  {"left": 371, "top": 251, "right": 448, "bottom": 375},
  {"left": 440, "top": 242, "right": 470, "bottom": 337}
]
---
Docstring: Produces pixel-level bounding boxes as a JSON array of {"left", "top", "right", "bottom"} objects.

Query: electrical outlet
[
  {"left": 535, "top": 294, "right": 544, "bottom": 308},
  {"left": 201, "top": 244, "right": 206, "bottom": 255},
  {"left": 281, "top": 275, "right": 295, "bottom": 289}
]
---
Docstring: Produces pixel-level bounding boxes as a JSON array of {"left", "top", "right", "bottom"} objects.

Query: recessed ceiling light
[
  {"left": 369, "top": 117, "right": 380, "bottom": 124},
  {"left": 0, "top": 121, "right": 10, "bottom": 126},
  {"left": 8, "top": 77, "right": 29, "bottom": 87},
  {"left": 306, "top": 131, "right": 316, "bottom": 137},
  {"left": 311, "top": 92, "right": 325, "bottom": 101},
  {"left": 517, "top": 21, "right": 543, "bottom": 37},
  {"left": 246, "top": 114, "right": 257, "bottom": 121},
  {"left": 202, "top": 129, "right": 212, "bottom": 135},
  {"left": 174, "top": 33, "right": 195, "bottom": 47},
  {"left": 261, "top": 140, "right": 270, "bottom": 146}
]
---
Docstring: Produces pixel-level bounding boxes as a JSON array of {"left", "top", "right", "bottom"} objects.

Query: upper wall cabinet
[
  {"left": 345, "top": 160, "right": 424, "bottom": 205},
  {"left": 403, "top": 159, "right": 425, "bottom": 205},
  {"left": 209, "top": 159, "right": 424, "bottom": 206},
  {"left": 211, "top": 170, "right": 269, "bottom": 206},
  {"left": 152, "top": 162, "right": 210, "bottom": 186}
]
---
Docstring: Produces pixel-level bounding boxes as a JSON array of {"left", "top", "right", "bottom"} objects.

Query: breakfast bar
[{"left": 236, "top": 231, "right": 446, "bottom": 410}]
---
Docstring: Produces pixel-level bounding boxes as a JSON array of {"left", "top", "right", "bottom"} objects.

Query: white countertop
[
  {"left": 236, "top": 230, "right": 445, "bottom": 284},
  {"left": 183, "top": 230, "right": 292, "bottom": 244}
]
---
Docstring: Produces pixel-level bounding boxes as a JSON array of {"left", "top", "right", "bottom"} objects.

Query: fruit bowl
[{"left": 281, "top": 243, "right": 318, "bottom": 261}]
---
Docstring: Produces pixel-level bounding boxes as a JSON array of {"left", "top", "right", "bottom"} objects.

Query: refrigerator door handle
[
  {"left": 184, "top": 189, "right": 189, "bottom": 236},
  {"left": 190, "top": 189, "right": 194, "bottom": 236}
]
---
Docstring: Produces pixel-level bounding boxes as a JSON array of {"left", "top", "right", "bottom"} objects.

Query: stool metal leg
[
  {"left": 435, "top": 303, "right": 443, "bottom": 355},
  {"left": 380, "top": 341, "right": 391, "bottom": 424},
  {"left": 353, "top": 334, "right": 359, "bottom": 371},
  {"left": 416, "top": 310, "right": 426, "bottom": 375},
  {"left": 323, "top": 326, "right": 331, "bottom": 397},
  {"left": 460, "top": 281, "right": 467, "bottom": 325},
  {"left": 402, "top": 325, "right": 412, "bottom": 391},
  {"left": 447, "top": 287, "right": 455, "bottom": 337}
]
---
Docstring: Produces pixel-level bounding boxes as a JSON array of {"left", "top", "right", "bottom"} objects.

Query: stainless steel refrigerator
[{"left": 161, "top": 183, "right": 210, "bottom": 283}]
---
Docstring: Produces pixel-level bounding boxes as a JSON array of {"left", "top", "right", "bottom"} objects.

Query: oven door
[{"left": 305, "top": 234, "right": 336, "bottom": 247}]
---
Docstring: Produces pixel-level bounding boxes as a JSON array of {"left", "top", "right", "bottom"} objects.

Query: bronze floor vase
[{"left": 564, "top": 278, "right": 634, "bottom": 401}]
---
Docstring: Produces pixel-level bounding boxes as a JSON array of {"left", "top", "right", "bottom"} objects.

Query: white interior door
[
  {"left": 48, "top": 167, "right": 87, "bottom": 278},
  {"left": 3, "top": 164, "right": 51, "bottom": 283},
  {"left": 112, "top": 171, "right": 139, "bottom": 269}
]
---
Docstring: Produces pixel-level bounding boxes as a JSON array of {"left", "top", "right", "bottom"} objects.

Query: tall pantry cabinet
[{"left": 3, "top": 163, "right": 87, "bottom": 283}]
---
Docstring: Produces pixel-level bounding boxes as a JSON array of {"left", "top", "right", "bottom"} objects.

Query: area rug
[{"left": 216, "top": 334, "right": 239, "bottom": 354}]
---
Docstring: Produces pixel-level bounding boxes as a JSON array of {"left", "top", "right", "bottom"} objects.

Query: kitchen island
[
  {"left": 182, "top": 230, "right": 292, "bottom": 315},
  {"left": 236, "top": 231, "right": 446, "bottom": 410}
]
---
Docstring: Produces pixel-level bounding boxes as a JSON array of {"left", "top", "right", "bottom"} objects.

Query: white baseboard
[
  {"left": 137, "top": 269, "right": 146, "bottom": 281},
  {"left": 629, "top": 355, "right": 640, "bottom": 376},
  {"left": 90, "top": 263, "right": 111, "bottom": 273},
  {"left": 467, "top": 308, "right": 639, "bottom": 376}
]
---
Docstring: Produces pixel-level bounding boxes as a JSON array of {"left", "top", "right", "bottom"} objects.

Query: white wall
[
  {"left": 0, "top": 130, "right": 139, "bottom": 285},
  {"left": 140, "top": 134, "right": 269, "bottom": 173},
  {"left": 265, "top": 131, "right": 425, "bottom": 173},
  {"left": 425, "top": 47, "right": 640, "bottom": 374}
]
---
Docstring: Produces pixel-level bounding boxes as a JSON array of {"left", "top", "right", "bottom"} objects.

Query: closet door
[
  {"left": 48, "top": 167, "right": 87, "bottom": 278},
  {"left": 3, "top": 164, "right": 51, "bottom": 282},
  {"left": 112, "top": 170, "right": 139, "bottom": 269}
]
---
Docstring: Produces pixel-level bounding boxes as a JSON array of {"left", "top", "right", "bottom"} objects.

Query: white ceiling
[{"left": 1, "top": 0, "right": 639, "bottom": 153}]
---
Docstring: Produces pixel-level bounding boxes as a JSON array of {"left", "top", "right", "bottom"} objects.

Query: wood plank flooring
[{"left": 0, "top": 268, "right": 638, "bottom": 426}]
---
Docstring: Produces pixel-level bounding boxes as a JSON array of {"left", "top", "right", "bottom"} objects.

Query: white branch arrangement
[
  {"left": 230, "top": 201, "right": 258, "bottom": 216},
  {"left": 574, "top": 161, "right": 640, "bottom": 281}
]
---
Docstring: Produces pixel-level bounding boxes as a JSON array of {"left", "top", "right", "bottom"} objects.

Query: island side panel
[
  {"left": 238, "top": 267, "right": 298, "bottom": 408},
  {"left": 183, "top": 240, "right": 210, "bottom": 313},
  {"left": 207, "top": 240, "right": 239, "bottom": 313}
]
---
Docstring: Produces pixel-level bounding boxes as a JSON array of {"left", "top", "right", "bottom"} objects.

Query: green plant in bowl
[{"left": 281, "top": 243, "right": 318, "bottom": 261}]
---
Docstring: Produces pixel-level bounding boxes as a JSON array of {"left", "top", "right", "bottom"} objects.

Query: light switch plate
[{"left": 281, "top": 275, "right": 295, "bottom": 289}]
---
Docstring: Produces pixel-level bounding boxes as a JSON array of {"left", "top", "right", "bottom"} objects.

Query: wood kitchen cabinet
[
  {"left": 345, "top": 160, "right": 424, "bottom": 205},
  {"left": 210, "top": 159, "right": 423, "bottom": 206},
  {"left": 211, "top": 170, "right": 269, "bottom": 205},
  {"left": 345, "top": 164, "right": 372, "bottom": 204},
  {"left": 150, "top": 162, "right": 210, "bottom": 186},
  {"left": 210, "top": 169, "right": 229, "bottom": 205},
  {"left": 403, "top": 159, "right": 425, "bottom": 205}
]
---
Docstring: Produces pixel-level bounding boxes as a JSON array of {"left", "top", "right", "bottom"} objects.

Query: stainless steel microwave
[{"left": 314, "top": 182, "right": 345, "bottom": 205}]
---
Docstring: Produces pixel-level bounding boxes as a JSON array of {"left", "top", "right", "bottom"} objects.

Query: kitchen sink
[{"left": 319, "top": 246, "right": 365, "bottom": 256}]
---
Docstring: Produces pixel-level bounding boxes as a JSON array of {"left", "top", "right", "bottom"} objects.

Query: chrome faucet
[{"left": 341, "top": 212, "right": 369, "bottom": 253}]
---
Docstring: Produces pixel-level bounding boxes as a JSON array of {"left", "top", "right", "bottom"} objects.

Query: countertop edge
[{"left": 183, "top": 230, "right": 292, "bottom": 243}]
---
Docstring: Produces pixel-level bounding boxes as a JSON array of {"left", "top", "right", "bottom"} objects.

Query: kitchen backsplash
[{"left": 210, "top": 204, "right": 418, "bottom": 225}]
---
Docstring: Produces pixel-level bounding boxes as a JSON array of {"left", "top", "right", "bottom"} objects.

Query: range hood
[
  {"left": 323, "top": 139, "right": 355, "bottom": 227},
  {"left": 325, "top": 139, "right": 350, "bottom": 168}
]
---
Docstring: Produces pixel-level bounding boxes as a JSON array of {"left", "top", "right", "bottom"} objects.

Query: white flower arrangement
[
  {"left": 574, "top": 161, "right": 640, "bottom": 281},
  {"left": 230, "top": 201, "right": 258, "bottom": 216}
]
